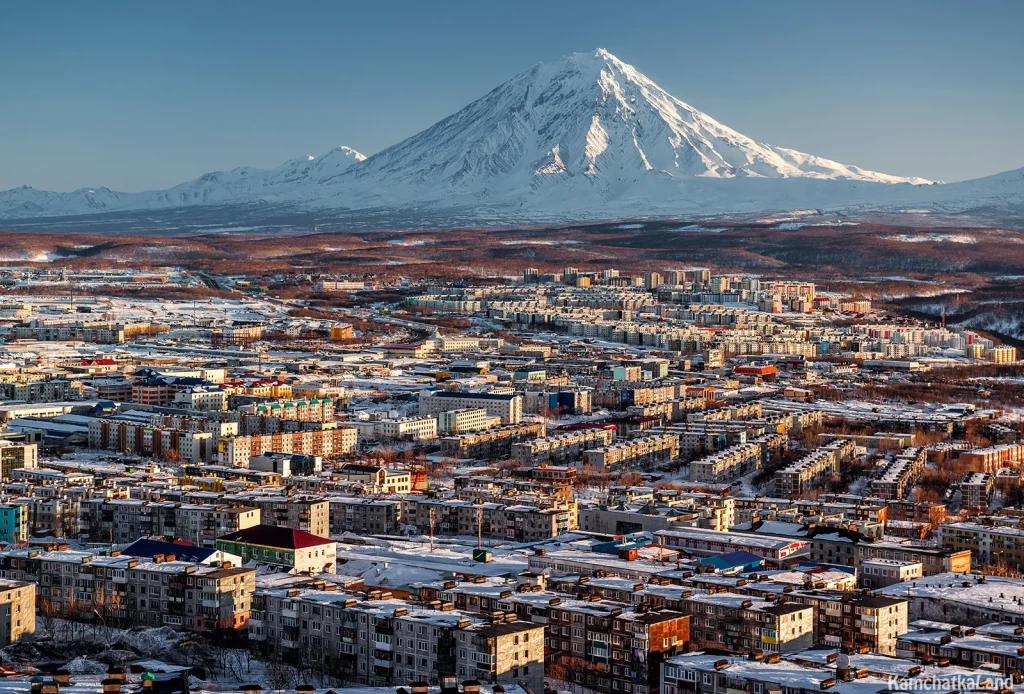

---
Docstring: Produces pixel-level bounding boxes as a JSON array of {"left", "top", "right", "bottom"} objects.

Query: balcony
[
  {"left": 374, "top": 640, "right": 393, "bottom": 652},
  {"left": 372, "top": 658, "right": 393, "bottom": 670},
  {"left": 472, "top": 653, "right": 496, "bottom": 666}
]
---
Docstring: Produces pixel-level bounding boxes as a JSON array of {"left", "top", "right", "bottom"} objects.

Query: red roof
[{"left": 217, "top": 524, "right": 334, "bottom": 549}]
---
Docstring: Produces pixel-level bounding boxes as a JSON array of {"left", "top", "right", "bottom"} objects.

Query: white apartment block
[{"left": 419, "top": 391, "right": 523, "bottom": 425}]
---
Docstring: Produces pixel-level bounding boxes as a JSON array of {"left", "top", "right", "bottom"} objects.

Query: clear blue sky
[{"left": 3, "top": 0, "right": 1022, "bottom": 192}]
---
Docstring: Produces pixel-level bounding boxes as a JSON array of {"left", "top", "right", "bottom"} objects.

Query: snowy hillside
[
  {"left": 1, "top": 48, "right": 1021, "bottom": 226},
  {"left": 0, "top": 145, "right": 367, "bottom": 218}
]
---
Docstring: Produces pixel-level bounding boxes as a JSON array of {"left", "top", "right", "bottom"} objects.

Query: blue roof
[
  {"left": 698, "top": 550, "right": 764, "bottom": 570},
  {"left": 121, "top": 538, "right": 219, "bottom": 563}
]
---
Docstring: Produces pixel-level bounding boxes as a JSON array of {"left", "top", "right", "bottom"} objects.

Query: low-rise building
[
  {"left": 216, "top": 524, "right": 338, "bottom": 574},
  {"left": 0, "top": 579, "right": 34, "bottom": 646}
]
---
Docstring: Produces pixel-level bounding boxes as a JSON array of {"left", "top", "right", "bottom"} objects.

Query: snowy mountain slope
[
  {"left": 313, "top": 48, "right": 931, "bottom": 213},
  {"left": 0, "top": 146, "right": 366, "bottom": 218},
  {"left": 1, "top": 48, "right": 1021, "bottom": 226}
]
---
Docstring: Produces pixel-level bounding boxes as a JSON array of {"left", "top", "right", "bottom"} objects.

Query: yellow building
[{"left": 987, "top": 345, "right": 1017, "bottom": 363}]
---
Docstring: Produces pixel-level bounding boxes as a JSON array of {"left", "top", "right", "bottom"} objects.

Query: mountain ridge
[{"left": 1, "top": 48, "right": 1021, "bottom": 226}]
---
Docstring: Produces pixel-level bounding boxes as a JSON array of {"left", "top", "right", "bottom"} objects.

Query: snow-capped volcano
[
  {"left": 333, "top": 47, "right": 929, "bottom": 196},
  {"left": 3, "top": 48, "right": 1021, "bottom": 227}
]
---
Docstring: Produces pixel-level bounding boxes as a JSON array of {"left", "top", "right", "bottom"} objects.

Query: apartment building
[
  {"left": 859, "top": 558, "right": 923, "bottom": 588},
  {"left": 511, "top": 428, "right": 614, "bottom": 465},
  {"left": 871, "top": 448, "right": 926, "bottom": 500},
  {"left": 0, "top": 505, "right": 28, "bottom": 544},
  {"left": 251, "top": 589, "right": 543, "bottom": 688},
  {"left": 543, "top": 602, "right": 689, "bottom": 694},
  {"left": 401, "top": 497, "right": 574, "bottom": 542},
  {"left": 124, "top": 557, "right": 255, "bottom": 632},
  {"left": 0, "top": 441, "right": 39, "bottom": 479},
  {"left": 957, "top": 443, "right": 1024, "bottom": 472},
  {"left": 0, "top": 379, "right": 74, "bottom": 403},
  {"left": 439, "top": 422, "right": 546, "bottom": 460},
  {"left": 249, "top": 496, "right": 331, "bottom": 537},
  {"left": 335, "top": 464, "right": 413, "bottom": 494},
  {"left": 675, "top": 592, "right": 813, "bottom": 654},
  {"left": 855, "top": 540, "right": 971, "bottom": 576},
  {"left": 88, "top": 419, "right": 217, "bottom": 463},
  {"left": 583, "top": 433, "right": 679, "bottom": 470},
  {"left": 438, "top": 408, "right": 491, "bottom": 434},
  {"left": 26, "top": 496, "right": 81, "bottom": 537},
  {"left": 938, "top": 522, "right": 1024, "bottom": 570},
  {"left": 219, "top": 425, "right": 358, "bottom": 467},
  {"left": 13, "top": 319, "right": 149, "bottom": 344},
  {"left": 0, "top": 579, "right": 34, "bottom": 646},
  {"left": 3, "top": 547, "right": 252, "bottom": 633},
  {"left": 356, "top": 415, "right": 439, "bottom": 442},
  {"left": 79, "top": 498, "right": 261, "bottom": 547},
  {"left": 329, "top": 498, "right": 401, "bottom": 536},
  {"left": 960, "top": 472, "right": 994, "bottom": 511},
  {"left": 216, "top": 524, "right": 338, "bottom": 574},
  {"left": 690, "top": 442, "right": 762, "bottom": 484},
  {"left": 457, "top": 618, "right": 546, "bottom": 692},
  {"left": 986, "top": 345, "right": 1017, "bottom": 363},
  {"left": 173, "top": 385, "right": 227, "bottom": 411},
  {"left": 774, "top": 449, "right": 838, "bottom": 498},
  {"left": 427, "top": 579, "right": 689, "bottom": 694},
  {"left": 238, "top": 397, "right": 335, "bottom": 423},
  {"left": 897, "top": 622, "right": 1024, "bottom": 674},
  {"left": 420, "top": 391, "right": 524, "bottom": 425},
  {"left": 315, "top": 280, "right": 366, "bottom": 291},
  {"left": 787, "top": 590, "right": 908, "bottom": 654}
]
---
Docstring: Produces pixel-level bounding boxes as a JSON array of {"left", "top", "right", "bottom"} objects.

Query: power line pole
[
  {"left": 477, "top": 507, "right": 483, "bottom": 550},
  {"left": 428, "top": 508, "right": 435, "bottom": 553}
]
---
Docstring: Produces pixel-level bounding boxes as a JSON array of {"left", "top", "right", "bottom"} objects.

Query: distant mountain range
[{"left": 3, "top": 49, "right": 1023, "bottom": 229}]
